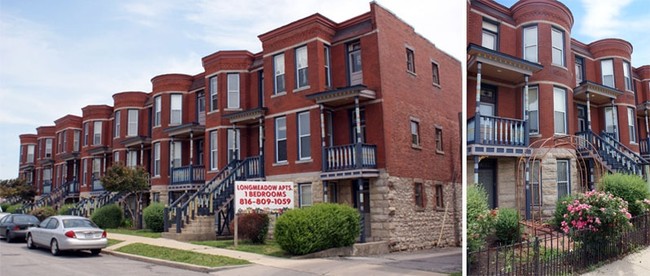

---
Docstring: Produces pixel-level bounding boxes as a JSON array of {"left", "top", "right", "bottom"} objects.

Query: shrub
[
  {"left": 275, "top": 203, "right": 359, "bottom": 255},
  {"left": 30, "top": 206, "right": 56, "bottom": 221},
  {"left": 0, "top": 203, "right": 10, "bottom": 212},
  {"left": 599, "top": 173, "right": 650, "bottom": 216},
  {"left": 552, "top": 195, "right": 574, "bottom": 229},
  {"left": 556, "top": 191, "right": 632, "bottom": 247},
  {"left": 467, "top": 184, "right": 495, "bottom": 252},
  {"left": 143, "top": 202, "right": 165, "bottom": 232},
  {"left": 91, "top": 204, "right": 124, "bottom": 229},
  {"left": 494, "top": 208, "right": 521, "bottom": 244},
  {"left": 230, "top": 213, "right": 270, "bottom": 244},
  {"left": 6, "top": 203, "right": 23, "bottom": 214},
  {"left": 58, "top": 204, "right": 76, "bottom": 215}
]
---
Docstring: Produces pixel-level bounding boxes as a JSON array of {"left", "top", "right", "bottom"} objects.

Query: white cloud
[{"left": 579, "top": 0, "right": 633, "bottom": 38}]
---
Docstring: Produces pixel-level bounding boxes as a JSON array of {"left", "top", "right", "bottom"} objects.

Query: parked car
[
  {"left": 0, "top": 214, "right": 40, "bottom": 242},
  {"left": 26, "top": 215, "right": 107, "bottom": 256}
]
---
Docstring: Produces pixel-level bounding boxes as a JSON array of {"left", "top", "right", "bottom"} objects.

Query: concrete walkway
[
  {"left": 105, "top": 233, "right": 461, "bottom": 275},
  {"left": 582, "top": 247, "right": 650, "bottom": 276}
]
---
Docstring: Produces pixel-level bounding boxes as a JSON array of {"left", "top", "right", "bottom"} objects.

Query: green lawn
[
  {"left": 107, "top": 239, "right": 124, "bottom": 247},
  {"left": 106, "top": 228, "right": 162, "bottom": 238},
  {"left": 191, "top": 239, "right": 289, "bottom": 257},
  {"left": 116, "top": 243, "right": 250, "bottom": 267}
]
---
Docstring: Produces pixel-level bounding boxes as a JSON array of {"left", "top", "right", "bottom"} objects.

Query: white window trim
[
  {"left": 551, "top": 27, "right": 564, "bottom": 66},
  {"left": 601, "top": 59, "right": 615, "bottom": 88},
  {"left": 227, "top": 129, "right": 240, "bottom": 162},
  {"left": 628, "top": 107, "right": 637, "bottom": 143},
  {"left": 127, "top": 109, "right": 139, "bottom": 137},
  {"left": 210, "top": 76, "right": 218, "bottom": 112},
  {"left": 623, "top": 61, "right": 632, "bottom": 91},
  {"left": 154, "top": 96, "right": 162, "bottom": 127},
  {"left": 556, "top": 160, "right": 570, "bottom": 199},
  {"left": 298, "top": 112, "right": 311, "bottom": 160},
  {"left": 295, "top": 46, "right": 309, "bottom": 89},
  {"left": 274, "top": 54, "right": 285, "bottom": 94},
  {"left": 523, "top": 26, "right": 538, "bottom": 63},
  {"left": 227, "top": 73, "right": 240, "bottom": 109},
  {"left": 275, "top": 117, "right": 287, "bottom": 163},
  {"left": 299, "top": 183, "right": 313, "bottom": 207},
  {"left": 114, "top": 110, "right": 121, "bottom": 138},
  {"left": 210, "top": 130, "right": 218, "bottom": 171},
  {"left": 153, "top": 142, "right": 160, "bottom": 176},
  {"left": 93, "top": 121, "right": 102, "bottom": 145},
  {"left": 553, "top": 87, "right": 567, "bottom": 135},
  {"left": 527, "top": 86, "right": 539, "bottom": 134},
  {"left": 170, "top": 94, "right": 182, "bottom": 126}
]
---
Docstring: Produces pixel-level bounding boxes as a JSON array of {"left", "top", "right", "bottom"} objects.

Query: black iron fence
[{"left": 468, "top": 213, "right": 650, "bottom": 275}]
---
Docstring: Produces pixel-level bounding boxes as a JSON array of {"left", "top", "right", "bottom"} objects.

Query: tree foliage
[
  {"left": 0, "top": 178, "right": 36, "bottom": 201},
  {"left": 100, "top": 164, "right": 149, "bottom": 193}
]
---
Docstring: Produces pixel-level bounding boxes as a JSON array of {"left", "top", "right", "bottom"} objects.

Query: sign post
[{"left": 233, "top": 181, "right": 294, "bottom": 247}]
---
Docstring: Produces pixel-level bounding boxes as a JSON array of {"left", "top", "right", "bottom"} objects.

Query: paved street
[{"left": 0, "top": 241, "right": 207, "bottom": 276}]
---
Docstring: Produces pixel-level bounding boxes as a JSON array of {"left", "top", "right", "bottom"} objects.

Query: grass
[
  {"left": 106, "top": 228, "right": 162, "bottom": 238},
  {"left": 191, "top": 239, "right": 290, "bottom": 257},
  {"left": 116, "top": 243, "right": 250, "bottom": 267},
  {"left": 107, "top": 239, "right": 124, "bottom": 247},
  {"left": 449, "top": 272, "right": 462, "bottom": 276}
]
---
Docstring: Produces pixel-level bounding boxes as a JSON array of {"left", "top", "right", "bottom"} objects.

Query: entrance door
[{"left": 478, "top": 159, "right": 497, "bottom": 209}]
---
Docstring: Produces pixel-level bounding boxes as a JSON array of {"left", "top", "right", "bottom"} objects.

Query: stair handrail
[
  {"left": 579, "top": 130, "right": 646, "bottom": 175},
  {"left": 599, "top": 131, "right": 648, "bottom": 164},
  {"left": 163, "top": 158, "right": 239, "bottom": 232}
]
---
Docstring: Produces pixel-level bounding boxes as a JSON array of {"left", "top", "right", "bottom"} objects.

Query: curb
[{"left": 103, "top": 249, "right": 251, "bottom": 273}]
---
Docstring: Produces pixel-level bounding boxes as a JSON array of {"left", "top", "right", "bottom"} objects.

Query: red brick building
[
  {"left": 17, "top": 3, "right": 461, "bottom": 251},
  {"left": 467, "top": 0, "right": 650, "bottom": 220}
]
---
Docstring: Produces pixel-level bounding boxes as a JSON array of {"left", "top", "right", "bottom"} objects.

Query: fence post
[{"left": 533, "top": 237, "right": 540, "bottom": 275}]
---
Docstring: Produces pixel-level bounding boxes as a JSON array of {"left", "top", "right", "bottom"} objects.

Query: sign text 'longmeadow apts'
[{"left": 234, "top": 181, "right": 294, "bottom": 212}]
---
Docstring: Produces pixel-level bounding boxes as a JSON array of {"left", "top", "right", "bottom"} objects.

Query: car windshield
[
  {"left": 14, "top": 215, "right": 39, "bottom": 224},
  {"left": 62, "top": 219, "right": 99, "bottom": 229}
]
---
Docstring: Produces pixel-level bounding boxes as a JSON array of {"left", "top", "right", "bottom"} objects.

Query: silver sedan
[{"left": 26, "top": 215, "right": 108, "bottom": 256}]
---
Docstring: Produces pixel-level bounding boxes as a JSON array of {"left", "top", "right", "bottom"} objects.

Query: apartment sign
[{"left": 234, "top": 181, "right": 294, "bottom": 212}]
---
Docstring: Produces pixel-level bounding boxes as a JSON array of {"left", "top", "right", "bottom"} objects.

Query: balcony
[
  {"left": 169, "top": 165, "right": 206, "bottom": 191},
  {"left": 467, "top": 115, "right": 531, "bottom": 157},
  {"left": 321, "top": 143, "right": 378, "bottom": 180}
]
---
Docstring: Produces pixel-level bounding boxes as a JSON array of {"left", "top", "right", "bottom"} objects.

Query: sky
[{"left": 0, "top": 0, "right": 466, "bottom": 179}]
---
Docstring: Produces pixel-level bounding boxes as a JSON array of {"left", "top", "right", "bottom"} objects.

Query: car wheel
[
  {"left": 50, "top": 239, "right": 60, "bottom": 256},
  {"left": 90, "top": 249, "right": 101, "bottom": 255},
  {"left": 5, "top": 231, "right": 12, "bottom": 243},
  {"left": 26, "top": 235, "right": 36, "bottom": 249}
]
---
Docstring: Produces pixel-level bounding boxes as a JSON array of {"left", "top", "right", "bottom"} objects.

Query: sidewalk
[
  {"left": 104, "top": 233, "right": 461, "bottom": 275},
  {"left": 581, "top": 247, "right": 650, "bottom": 276}
]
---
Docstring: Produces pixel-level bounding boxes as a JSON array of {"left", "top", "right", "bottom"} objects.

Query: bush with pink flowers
[{"left": 555, "top": 191, "right": 632, "bottom": 245}]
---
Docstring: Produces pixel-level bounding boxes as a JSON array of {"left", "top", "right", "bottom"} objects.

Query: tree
[
  {"left": 0, "top": 178, "right": 36, "bottom": 202},
  {"left": 100, "top": 164, "right": 149, "bottom": 228}
]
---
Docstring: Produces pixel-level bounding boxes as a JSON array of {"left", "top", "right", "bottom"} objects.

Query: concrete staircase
[{"left": 162, "top": 216, "right": 219, "bottom": 242}]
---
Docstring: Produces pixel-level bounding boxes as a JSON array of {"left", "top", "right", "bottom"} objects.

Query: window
[
  {"left": 435, "top": 184, "right": 444, "bottom": 209},
  {"left": 83, "top": 122, "right": 89, "bottom": 146},
  {"left": 482, "top": 20, "right": 498, "bottom": 50},
  {"left": 551, "top": 27, "right": 564, "bottom": 66},
  {"left": 45, "top": 138, "right": 52, "bottom": 157},
  {"left": 531, "top": 160, "right": 541, "bottom": 205},
  {"left": 127, "top": 151, "right": 137, "bottom": 168},
  {"left": 73, "top": 130, "right": 80, "bottom": 152},
  {"left": 274, "top": 54, "right": 285, "bottom": 94},
  {"left": 623, "top": 61, "right": 632, "bottom": 91},
  {"left": 275, "top": 117, "right": 287, "bottom": 163},
  {"left": 406, "top": 48, "right": 415, "bottom": 73},
  {"left": 114, "top": 151, "right": 120, "bottom": 162},
  {"left": 57, "top": 132, "right": 62, "bottom": 153},
  {"left": 197, "top": 92, "right": 206, "bottom": 124},
  {"left": 210, "top": 76, "right": 218, "bottom": 111},
  {"left": 153, "top": 142, "right": 160, "bottom": 176},
  {"left": 93, "top": 121, "right": 102, "bottom": 145},
  {"left": 227, "top": 73, "right": 240, "bottom": 109},
  {"left": 601, "top": 59, "right": 614, "bottom": 88},
  {"left": 227, "top": 129, "right": 240, "bottom": 163},
  {"left": 348, "top": 42, "right": 363, "bottom": 85},
  {"left": 295, "top": 46, "right": 308, "bottom": 88},
  {"left": 575, "top": 56, "right": 584, "bottom": 86},
  {"left": 154, "top": 96, "right": 161, "bottom": 126},
  {"left": 299, "top": 183, "right": 312, "bottom": 207},
  {"left": 432, "top": 62, "right": 440, "bottom": 85},
  {"left": 114, "top": 110, "right": 121, "bottom": 138},
  {"left": 628, "top": 107, "right": 637, "bottom": 143},
  {"left": 435, "top": 127, "right": 444, "bottom": 152},
  {"left": 411, "top": 120, "right": 420, "bottom": 146},
  {"left": 523, "top": 26, "right": 538, "bottom": 62},
  {"left": 27, "top": 145, "right": 34, "bottom": 163},
  {"left": 170, "top": 141, "right": 181, "bottom": 168},
  {"left": 62, "top": 130, "right": 67, "bottom": 153},
  {"left": 553, "top": 87, "right": 566, "bottom": 134},
  {"left": 210, "top": 130, "right": 218, "bottom": 170},
  {"left": 557, "top": 160, "right": 570, "bottom": 199},
  {"left": 528, "top": 86, "right": 539, "bottom": 134},
  {"left": 414, "top": 182, "right": 424, "bottom": 208},
  {"left": 82, "top": 159, "right": 87, "bottom": 186},
  {"left": 170, "top": 94, "right": 182, "bottom": 125},
  {"left": 605, "top": 106, "right": 618, "bottom": 139},
  {"left": 127, "top": 109, "right": 138, "bottom": 136},
  {"left": 298, "top": 112, "right": 311, "bottom": 160},
  {"left": 92, "top": 158, "right": 101, "bottom": 180},
  {"left": 324, "top": 46, "right": 331, "bottom": 87}
]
